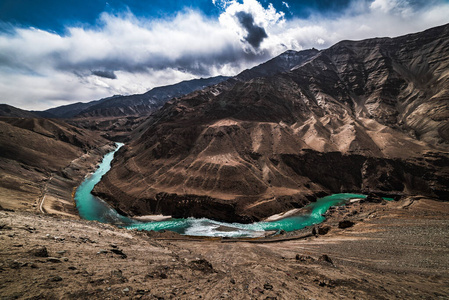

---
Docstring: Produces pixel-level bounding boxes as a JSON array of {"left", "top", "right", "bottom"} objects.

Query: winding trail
[
  {"left": 39, "top": 195, "right": 46, "bottom": 213},
  {"left": 38, "top": 173, "right": 53, "bottom": 214}
]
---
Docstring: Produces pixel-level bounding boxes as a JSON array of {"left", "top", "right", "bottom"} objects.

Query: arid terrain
[
  {"left": 94, "top": 24, "right": 449, "bottom": 222},
  {"left": 0, "top": 117, "right": 114, "bottom": 218},
  {"left": 0, "top": 23, "right": 449, "bottom": 300},
  {"left": 1, "top": 197, "right": 448, "bottom": 299}
]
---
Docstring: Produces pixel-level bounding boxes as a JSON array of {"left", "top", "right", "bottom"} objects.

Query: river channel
[{"left": 75, "top": 143, "right": 371, "bottom": 238}]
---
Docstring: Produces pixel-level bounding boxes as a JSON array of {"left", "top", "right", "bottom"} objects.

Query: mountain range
[
  {"left": 92, "top": 23, "right": 449, "bottom": 223},
  {"left": 1, "top": 23, "right": 448, "bottom": 223},
  {"left": 41, "top": 76, "right": 230, "bottom": 119}
]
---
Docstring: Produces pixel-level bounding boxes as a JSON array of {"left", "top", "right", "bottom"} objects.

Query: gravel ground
[{"left": 0, "top": 197, "right": 448, "bottom": 299}]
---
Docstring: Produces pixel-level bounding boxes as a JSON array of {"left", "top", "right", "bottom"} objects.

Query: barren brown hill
[
  {"left": 0, "top": 116, "right": 113, "bottom": 216},
  {"left": 93, "top": 24, "right": 449, "bottom": 223}
]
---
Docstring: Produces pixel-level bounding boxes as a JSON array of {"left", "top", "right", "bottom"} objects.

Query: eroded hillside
[
  {"left": 93, "top": 24, "right": 449, "bottom": 223},
  {"left": 0, "top": 117, "right": 113, "bottom": 216}
]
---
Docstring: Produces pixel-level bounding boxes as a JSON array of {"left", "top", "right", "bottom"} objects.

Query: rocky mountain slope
[
  {"left": 234, "top": 48, "right": 319, "bottom": 82},
  {"left": 94, "top": 24, "right": 449, "bottom": 222},
  {"left": 0, "top": 116, "right": 112, "bottom": 215}
]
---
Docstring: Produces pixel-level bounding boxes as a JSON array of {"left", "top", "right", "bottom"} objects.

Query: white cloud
[
  {"left": 0, "top": 10, "right": 253, "bottom": 110},
  {"left": 256, "top": 0, "right": 449, "bottom": 51},
  {"left": 370, "top": 0, "right": 414, "bottom": 17},
  {"left": 0, "top": 0, "right": 448, "bottom": 110},
  {"left": 217, "top": 0, "right": 285, "bottom": 52}
]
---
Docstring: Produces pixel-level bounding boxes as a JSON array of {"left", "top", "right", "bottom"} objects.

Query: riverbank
[
  {"left": 132, "top": 215, "right": 173, "bottom": 222},
  {"left": 0, "top": 117, "right": 115, "bottom": 218},
  {"left": 0, "top": 143, "right": 115, "bottom": 219},
  {"left": 1, "top": 196, "right": 448, "bottom": 299},
  {"left": 74, "top": 143, "right": 365, "bottom": 237},
  {"left": 40, "top": 144, "right": 117, "bottom": 219}
]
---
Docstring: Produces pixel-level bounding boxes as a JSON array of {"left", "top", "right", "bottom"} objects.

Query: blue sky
[
  {"left": 0, "top": 0, "right": 448, "bottom": 110},
  {"left": 0, "top": 0, "right": 353, "bottom": 33}
]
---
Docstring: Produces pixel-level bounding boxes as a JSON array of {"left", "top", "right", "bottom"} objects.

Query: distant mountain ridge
[
  {"left": 42, "top": 97, "right": 113, "bottom": 119},
  {"left": 35, "top": 49, "right": 322, "bottom": 119},
  {"left": 40, "top": 76, "right": 230, "bottom": 119},
  {"left": 3, "top": 49, "right": 320, "bottom": 120},
  {"left": 0, "top": 104, "right": 40, "bottom": 118},
  {"left": 93, "top": 23, "right": 449, "bottom": 223}
]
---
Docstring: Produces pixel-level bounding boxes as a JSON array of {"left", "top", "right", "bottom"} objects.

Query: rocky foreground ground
[{"left": 1, "top": 197, "right": 448, "bottom": 299}]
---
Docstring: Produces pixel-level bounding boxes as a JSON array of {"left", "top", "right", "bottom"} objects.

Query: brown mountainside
[
  {"left": 0, "top": 116, "right": 112, "bottom": 215},
  {"left": 93, "top": 24, "right": 449, "bottom": 223}
]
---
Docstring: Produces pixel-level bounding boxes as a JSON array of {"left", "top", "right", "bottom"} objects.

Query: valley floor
[{"left": 1, "top": 197, "right": 448, "bottom": 299}]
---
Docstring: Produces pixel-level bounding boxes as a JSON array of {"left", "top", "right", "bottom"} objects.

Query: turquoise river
[{"left": 75, "top": 143, "right": 373, "bottom": 238}]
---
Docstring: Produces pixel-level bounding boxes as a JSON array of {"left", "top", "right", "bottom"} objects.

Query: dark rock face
[
  {"left": 189, "top": 259, "right": 214, "bottom": 273},
  {"left": 318, "top": 254, "right": 333, "bottom": 264},
  {"left": 234, "top": 49, "right": 319, "bottom": 82},
  {"left": 94, "top": 24, "right": 449, "bottom": 222}
]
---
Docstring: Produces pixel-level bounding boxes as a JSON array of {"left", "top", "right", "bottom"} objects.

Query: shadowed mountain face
[
  {"left": 93, "top": 24, "right": 449, "bottom": 223},
  {"left": 234, "top": 48, "right": 319, "bottom": 82},
  {"left": 0, "top": 104, "right": 40, "bottom": 118}
]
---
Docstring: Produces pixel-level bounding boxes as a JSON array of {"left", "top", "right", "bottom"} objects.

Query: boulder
[
  {"left": 365, "top": 193, "right": 384, "bottom": 203},
  {"left": 319, "top": 254, "right": 333, "bottom": 264},
  {"left": 338, "top": 220, "right": 355, "bottom": 229},
  {"left": 30, "top": 246, "right": 49, "bottom": 258},
  {"left": 47, "top": 257, "right": 62, "bottom": 263},
  {"left": 318, "top": 225, "right": 331, "bottom": 235},
  {"left": 48, "top": 275, "right": 63, "bottom": 282},
  {"left": 189, "top": 259, "right": 214, "bottom": 273}
]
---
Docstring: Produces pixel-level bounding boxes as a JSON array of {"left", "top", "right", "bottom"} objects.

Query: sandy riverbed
[{"left": 132, "top": 215, "right": 173, "bottom": 222}]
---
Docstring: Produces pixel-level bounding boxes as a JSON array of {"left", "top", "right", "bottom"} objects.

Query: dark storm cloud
[
  {"left": 91, "top": 70, "right": 117, "bottom": 79},
  {"left": 54, "top": 45, "right": 268, "bottom": 78},
  {"left": 235, "top": 11, "right": 268, "bottom": 48}
]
